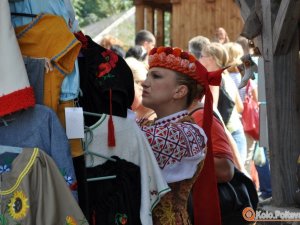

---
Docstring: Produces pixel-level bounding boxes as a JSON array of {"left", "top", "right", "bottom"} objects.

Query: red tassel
[
  {"left": 108, "top": 89, "right": 116, "bottom": 147},
  {"left": 108, "top": 114, "right": 115, "bottom": 147}
]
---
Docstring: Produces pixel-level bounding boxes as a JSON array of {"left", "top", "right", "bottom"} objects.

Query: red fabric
[
  {"left": 242, "top": 81, "right": 259, "bottom": 140},
  {"left": 192, "top": 109, "right": 221, "bottom": 225},
  {"left": 0, "top": 87, "right": 35, "bottom": 117},
  {"left": 193, "top": 138, "right": 221, "bottom": 225},
  {"left": 192, "top": 63, "right": 224, "bottom": 225},
  {"left": 74, "top": 31, "right": 88, "bottom": 49},
  {"left": 192, "top": 109, "right": 234, "bottom": 162},
  {"left": 108, "top": 89, "right": 116, "bottom": 147}
]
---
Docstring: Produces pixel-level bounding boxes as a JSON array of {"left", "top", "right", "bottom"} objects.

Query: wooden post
[
  {"left": 272, "top": 0, "right": 300, "bottom": 54},
  {"left": 135, "top": 5, "right": 145, "bottom": 33},
  {"left": 145, "top": 7, "right": 154, "bottom": 33},
  {"left": 156, "top": 9, "right": 164, "bottom": 46},
  {"left": 261, "top": 0, "right": 300, "bottom": 206}
]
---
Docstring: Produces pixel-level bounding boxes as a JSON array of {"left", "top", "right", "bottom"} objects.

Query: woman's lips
[{"left": 142, "top": 91, "right": 149, "bottom": 97}]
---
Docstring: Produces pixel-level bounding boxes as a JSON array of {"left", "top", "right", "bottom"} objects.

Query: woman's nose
[{"left": 141, "top": 78, "right": 149, "bottom": 88}]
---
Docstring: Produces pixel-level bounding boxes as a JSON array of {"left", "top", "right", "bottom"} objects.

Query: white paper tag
[{"left": 65, "top": 107, "right": 84, "bottom": 139}]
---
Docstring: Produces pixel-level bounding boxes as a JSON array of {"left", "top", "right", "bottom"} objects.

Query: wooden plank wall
[
  {"left": 172, "top": 0, "right": 244, "bottom": 50},
  {"left": 260, "top": 0, "right": 300, "bottom": 205}
]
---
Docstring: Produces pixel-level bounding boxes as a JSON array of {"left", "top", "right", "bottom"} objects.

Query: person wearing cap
[{"left": 138, "top": 46, "right": 225, "bottom": 225}]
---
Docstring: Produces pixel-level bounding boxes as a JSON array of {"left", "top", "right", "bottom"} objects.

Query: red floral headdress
[
  {"left": 149, "top": 46, "right": 197, "bottom": 77},
  {"left": 149, "top": 46, "right": 226, "bottom": 225}
]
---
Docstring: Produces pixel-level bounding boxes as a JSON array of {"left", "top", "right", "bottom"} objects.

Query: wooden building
[
  {"left": 135, "top": 0, "right": 300, "bottom": 210},
  {"left": 134, "top": 0, "right": 244, "bottom": 49},
  {"left": 236, "top": 0, "right": 300, "bottom": 208}
]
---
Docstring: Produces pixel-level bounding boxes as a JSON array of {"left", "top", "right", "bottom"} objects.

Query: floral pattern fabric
[
  {"left": 152, "top": 161, "right": 204, "bottom": 225},
  {"left": 0, "top": 148, "right": 88, "bottom": 225}
]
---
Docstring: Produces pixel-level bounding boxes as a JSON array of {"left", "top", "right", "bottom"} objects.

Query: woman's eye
[{"left": 152, "top": 73, "right": 161, "bottom": 79}]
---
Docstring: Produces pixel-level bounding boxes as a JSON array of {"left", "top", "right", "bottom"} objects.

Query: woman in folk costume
[{"left": 138, "top": 46, "right": 225, "bottom": 225}]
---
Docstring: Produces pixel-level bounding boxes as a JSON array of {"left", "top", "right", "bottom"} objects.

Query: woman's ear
[{"left": 173, "top": 85, "right": 188, "bottom": 99}]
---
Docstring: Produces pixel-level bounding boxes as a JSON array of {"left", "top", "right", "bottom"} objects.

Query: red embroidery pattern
[
  {"left": 140, "top": 122, "right": 206, "bottom": 169},
  {"left": 97, "top": 49, "right": 119, "bottom": 78}
]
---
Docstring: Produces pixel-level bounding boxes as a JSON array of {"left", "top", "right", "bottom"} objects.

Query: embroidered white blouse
[{"left": 139, "top": 110, "right": 207, "bottom": 183}]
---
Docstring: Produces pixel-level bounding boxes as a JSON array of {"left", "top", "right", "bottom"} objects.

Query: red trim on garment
[
  {"left": 0, "top": 87, "right": 35, "bottom": 117},
  {"left": 74, "top": 31, "right": 88, "bottom": 49}
]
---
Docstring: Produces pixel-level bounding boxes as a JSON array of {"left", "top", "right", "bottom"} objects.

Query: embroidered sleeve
[{"left": 140, "top": 122, "right": 206, "bottom": 169}]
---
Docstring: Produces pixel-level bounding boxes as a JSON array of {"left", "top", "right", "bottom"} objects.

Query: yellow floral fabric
[{"left": 0, "top": 148, "right": 88, "bottom": 225}]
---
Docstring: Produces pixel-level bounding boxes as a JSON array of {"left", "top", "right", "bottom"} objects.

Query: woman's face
[
  {"left": 216, "top": 28, "right": 226, "bottom": 43},
  {"left": 141, "top": 67, "right": 178, "bottom": 110},
  {"left": 131, "top": 70, "right": 147, "bottom": 110}
]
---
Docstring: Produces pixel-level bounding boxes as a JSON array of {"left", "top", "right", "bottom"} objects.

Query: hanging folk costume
[
  {"left": 0, "top": 148, "right": 88, "bottom": 225},
  {"left": 138, "top": 47, "right": 225, "bottom": 225},
  {"left": 77, "top": 37, "right": 170, "bottom": 225},
  {"left": 0, "top": 0, "right": 77, "bottom": 196}
]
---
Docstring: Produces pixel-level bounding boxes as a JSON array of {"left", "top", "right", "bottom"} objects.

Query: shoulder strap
[
  {"left": 189, "top": 106, "right": 204, "bottom": 116},
  {"left": 189, "top": 106, "right": 222, "bottom": 123}
]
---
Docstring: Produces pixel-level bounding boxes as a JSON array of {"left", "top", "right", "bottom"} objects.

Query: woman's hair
[
  {"left": 175, "top": 71, "right": 204, "bottom": 107},
  {"left": 135, "top": 29, "right": 156, "bottom": 45},
  {"left": 236, "top": 36, "right": 250, "bottom": 54},
  {"left": 99, "top": 35, "right": 124, "bottom": 49},
  {"left": 202, "top": 42, "right": 229, "bottom": 68},
  {"left": 188, "top": 35, "right": 211, "bottom": 59},
  {"left": 110, "top": 45, "right": 126, "bottom": 58},
  {"left": 125, "top": 57, "right": 148, "bottom": 81},
  {"left": 223, "top": 42, "right": 244, "bottom": 67},
  {"left": 125, "top": 45, "right": 147, "bottom": 61}
]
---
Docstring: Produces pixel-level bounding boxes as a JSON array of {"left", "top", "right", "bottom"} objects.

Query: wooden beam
[
  {"left": 261, "top": 0, "right": 282, "bottom": 205},
  {"left": 234, "top": 0, "right": 254, "bottom": 21},
  {"left": 133, "top": 0, "right": 174, "bottom": 10},
  {"left": 135, "top": 0, "right": 179, "bottom": 3},
  {"left": 135, "top": 5, "right": 145, "bottom": 32},
  {"left": 272, "top": 0, "right": 300, "bottom": 54},
  {"left": 156, "top": 9, "right": 165, "bottom": 46},
  {"left": 145, "top": 7, "right": 154, "bottom": 33},
  {"left": 262, "top": 0, "right": 300, "bottom": 206}
]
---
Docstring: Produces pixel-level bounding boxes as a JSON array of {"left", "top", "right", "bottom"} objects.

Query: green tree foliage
[{"left": 71, "top": 0, "right": 133, "bottom": 27}]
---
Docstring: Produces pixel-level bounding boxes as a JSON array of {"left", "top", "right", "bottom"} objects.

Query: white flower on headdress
[
  {"left": 180, "top": 59, "right": 190, "bottom": 69},
  {"left": 189, "top": 63, "right": 196, "bottom": 72},
  {"left": 166, "top": 54, "right": 176, "bottom": 65},
  {"left": 158, "top": 52, "right": 166, "bottom": 61}
]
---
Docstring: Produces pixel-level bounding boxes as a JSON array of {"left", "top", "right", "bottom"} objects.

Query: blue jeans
[
  {"left": 255, "top": 147, "right": 272, "bottom": 198},
  {"left": 231, "top": 128, "right": 247, "bottom": 165}
]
